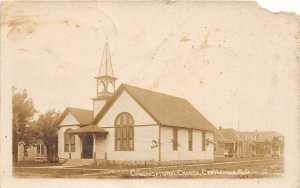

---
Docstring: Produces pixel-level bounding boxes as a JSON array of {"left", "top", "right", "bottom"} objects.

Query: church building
[{"left": 56, "top": 42, "right": 216, "bottom": 165}]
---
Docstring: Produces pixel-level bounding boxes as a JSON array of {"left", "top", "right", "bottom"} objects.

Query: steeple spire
[
  {"left": 92, "top": 38, "right": 117, "bottom": 117},
  {"left": 98, "top": 41, "right": 114, "bottom": 78}
]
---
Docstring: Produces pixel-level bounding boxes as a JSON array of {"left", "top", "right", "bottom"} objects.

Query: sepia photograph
[{"left": 0, "top": 1, "right": 299, "bottom": 188}]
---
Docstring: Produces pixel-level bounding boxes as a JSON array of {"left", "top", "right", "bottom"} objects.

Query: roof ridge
[
  {"left": 67, "top": 107, "right": 93, "bottom": 112},
  {"left": 221, "top": 128, "right": 236, "bottom": 131},
  {"left": 122, "top": 83, "right": 188, "bottom": 101}
]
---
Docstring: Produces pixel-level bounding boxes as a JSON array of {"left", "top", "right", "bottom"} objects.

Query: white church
[{"left": 56, "top": 42, "right": 216, "bottom": 165}]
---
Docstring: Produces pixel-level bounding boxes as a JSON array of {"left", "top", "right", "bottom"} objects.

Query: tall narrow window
[
  {"left": 64, "top": 129, "right": 75, "bottom": 152},
  {"left": 37, "top": 144, "right": 40, "bottom": 154},
  {"left": 188, "top": 129, "right": 193, "bottom": 151},
  {"left": 70, "top": 135, "right": 75, "bottom": 152},
  {"left": 24, "top": 145, "right": 28, "bottom": 157},
  {"left": 64, "top": 133, "right": 69, "bottom": 152},
  {"left": 41, "top": 144, "right": 44, "bottom": 155},
  {"left": 173, "top": 128, "right": 178, "bottom": 151},
  {"left": 128, "top": 126, "right": 134, "bottom": 150},
  {"left": 114, "top": 112, "right": 134, "bottom": 151},
  {"left": 115, "top": 127, "right": 121, "bottom": 151},
  {"left": 37, "top": 144, "right": 45, "bottom": 155},
  {"left": 202, "top": 131, "right": 206, "bottom": 151}
]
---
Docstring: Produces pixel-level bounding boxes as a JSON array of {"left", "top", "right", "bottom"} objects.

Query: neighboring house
[
  {"left": 17, "top": 139, "right": 47, "bottom": 162},
  {"left": 214, "top": 127, "right": 284, "bottom": 158},
  {"left": 213, "top": 128, "right": 242, "bottom": 158},
  {"left": 240, "top": 131, "right": 284, "bottom": 157},
  {"left": 56, "top": 42, "right": 217, "bottom": 165}
]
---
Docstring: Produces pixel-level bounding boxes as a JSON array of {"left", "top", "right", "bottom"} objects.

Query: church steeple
[
  {"left": 93, "top": 40, "right": 117, "bottom": 117},
  {"left": 98, "top": 42, "right": 114, "bottom": 79}
]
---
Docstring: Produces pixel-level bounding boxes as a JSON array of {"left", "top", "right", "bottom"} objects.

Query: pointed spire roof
[{"left": 98, "top": 42, "right": 114, "bottom": 78}]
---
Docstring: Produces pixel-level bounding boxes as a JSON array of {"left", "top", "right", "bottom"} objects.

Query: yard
[{"left": 13, "top": 157, "right": 284, "bottom": 179}]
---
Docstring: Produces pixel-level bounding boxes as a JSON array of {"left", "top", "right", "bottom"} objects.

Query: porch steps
[{"left": 63, "top": 159, "right": 96, "bottom": 167}]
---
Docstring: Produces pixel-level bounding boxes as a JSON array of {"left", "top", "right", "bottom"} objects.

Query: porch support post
[
  {"left": 233, "top": 142, "right": 236, "bottom": 158},
  {"left": 93, "top": 134, "right": 96, "bottom": 159},
  {"left": 80, "top": 135, "right": 83, "bottom": 159}
]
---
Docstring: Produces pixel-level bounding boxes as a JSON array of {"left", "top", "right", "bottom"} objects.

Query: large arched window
[
  {"left": 114, "top": 112, "right": 134, "bottom": 151},
  {"left": 64, "top": 128, "right": 75, "bottom": 152}
]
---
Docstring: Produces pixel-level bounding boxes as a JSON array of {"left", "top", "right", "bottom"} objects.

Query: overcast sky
[{"left": 1, "top": 1, "right": 299, "bottom": 133}]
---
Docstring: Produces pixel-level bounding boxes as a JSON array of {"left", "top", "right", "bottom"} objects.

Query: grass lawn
[
  {"left": 14, "top": 161, "right": 61, "bottom": 167},
  {"left": 14, "top": 168, "right": 114, "bottom": 178},
  {"left": 13, "top": 158, "right": 284, "bottom": 179}
]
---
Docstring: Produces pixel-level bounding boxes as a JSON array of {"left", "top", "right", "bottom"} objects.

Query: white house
[
  {"left": 56, "top": 42, "right": 216, "bottom": 165},
  {"left": 18, "top": 139, "right": 47, "bottom": 162}
]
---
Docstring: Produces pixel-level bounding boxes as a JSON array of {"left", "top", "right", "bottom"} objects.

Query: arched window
[
  {"left": 107, "top": 81, "right": 114, "bottom": 93},
  {"left": 64, "top": 128, "right": 75, "bottom": 152},
  {"left": 114, "top": 112, "right": 134, "bottom": 151},
  {"left": 97, "top": 80, "right": 105, "bottom": 95}
]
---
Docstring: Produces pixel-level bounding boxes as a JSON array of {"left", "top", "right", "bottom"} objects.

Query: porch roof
[{"left": 66, "top": 124, "right": 108, "bottom": 135}]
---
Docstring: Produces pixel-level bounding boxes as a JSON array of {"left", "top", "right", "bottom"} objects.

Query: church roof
[
  {"left": 56, "top": 107, "right": 93, "bottom": 126},
  {"left": 94, "top": 84, "right": 216, "bottom": 131}
]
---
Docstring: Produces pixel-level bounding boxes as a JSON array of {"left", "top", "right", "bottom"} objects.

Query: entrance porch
[
  {"left": 224, "top": 142, "right": 237, "bottom": 157},
  {"left": 65, "top": 125, "right": 108, "bottom": 160}
]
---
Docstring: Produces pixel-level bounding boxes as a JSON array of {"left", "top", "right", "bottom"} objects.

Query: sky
[{"left": 1, "top": 1, "right": 299, "bottom": 133}]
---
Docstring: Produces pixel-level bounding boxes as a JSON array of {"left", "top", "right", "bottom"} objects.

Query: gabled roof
[
  {"left": 256, "top": 131, "right": 283, "bottom": 142},
  {"left": 56, "top": 107, "right": 93, "bottom": 126},
  {"left": 93, "top": 83, "right": 216, "bottom": 131},
  {"left": 215, "top": 129, "right": 284, "bottom": 143},
  {"left": 240, "top": 131, "right": 283, "bottom": 142},
  {"left": 214, "top": 128, "right": 239, "bottom": 142},
  {"left": 213, "top": 130, "right": 226, "bottom": 142}
]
